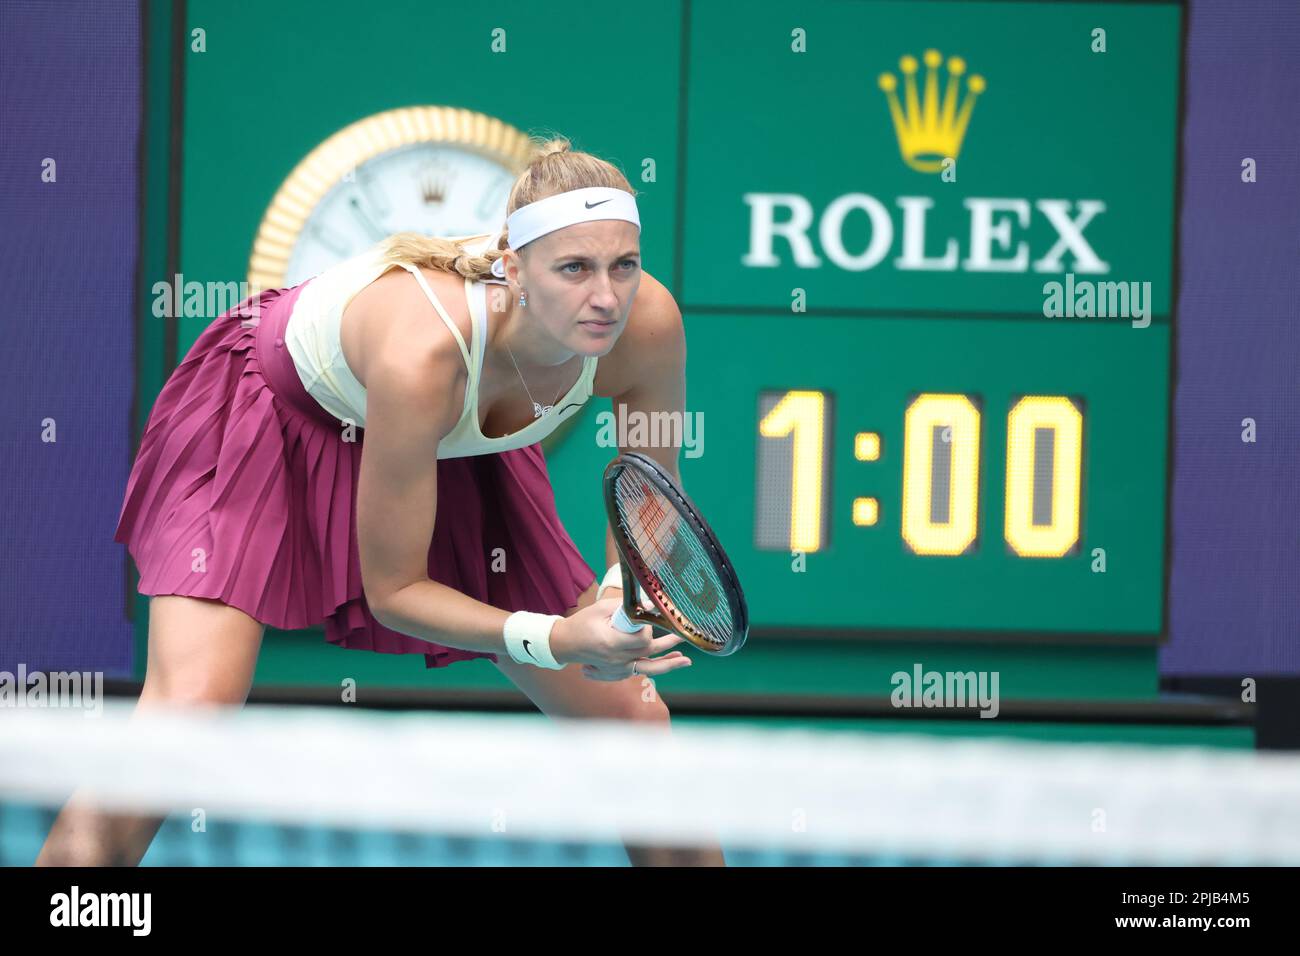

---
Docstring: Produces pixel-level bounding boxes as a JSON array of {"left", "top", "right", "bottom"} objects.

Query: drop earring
[{"left": 519, "top": 289, "right": 528, "bottom": 308}]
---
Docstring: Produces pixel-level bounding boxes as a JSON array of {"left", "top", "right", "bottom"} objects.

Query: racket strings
[{"left": 614, "top": 474, "right": 735, "bottom": 647}]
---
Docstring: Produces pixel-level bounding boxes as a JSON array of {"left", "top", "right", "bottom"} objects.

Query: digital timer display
[{"left": 755, "top": 390, "right": 1086, "bottom": 559}]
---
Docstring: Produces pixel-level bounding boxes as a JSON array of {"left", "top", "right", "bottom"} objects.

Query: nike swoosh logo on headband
[{"left": 584, "top": 199, "right": 612, "bottom": 209}]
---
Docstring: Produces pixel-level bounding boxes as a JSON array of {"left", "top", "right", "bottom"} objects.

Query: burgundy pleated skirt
[{"left": 114, "top": 279, "right": 596, "bottom": 668}]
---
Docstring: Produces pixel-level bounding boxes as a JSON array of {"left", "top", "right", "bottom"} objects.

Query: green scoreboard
[{"left": 675, "top": 1, "right": 1182, "bottom": 642}]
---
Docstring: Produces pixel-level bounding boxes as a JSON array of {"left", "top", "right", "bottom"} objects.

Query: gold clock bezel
[{"left": 246, "top": 105, "right": 533, "bottom": 290}]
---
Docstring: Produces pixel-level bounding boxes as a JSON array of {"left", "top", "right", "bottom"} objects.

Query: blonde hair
[{"left": 375, "top": 135, "right": 637, "bottom": 281}]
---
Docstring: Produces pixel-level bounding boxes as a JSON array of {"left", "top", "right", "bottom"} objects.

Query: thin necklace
[{"left": 504, "top": 342, "right": 566, "bottom": 418}]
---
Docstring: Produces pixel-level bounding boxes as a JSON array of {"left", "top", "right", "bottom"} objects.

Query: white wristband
[
  {"left": 502, "top": 611, "right": 565, "bottom": 669},
  {"left": 595, "top": 564, "right": 624, "bottom": 602}
]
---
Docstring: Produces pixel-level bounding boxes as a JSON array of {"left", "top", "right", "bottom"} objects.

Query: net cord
[{"left": 3, "top": 702, "right": 1299, "bottom": 863}]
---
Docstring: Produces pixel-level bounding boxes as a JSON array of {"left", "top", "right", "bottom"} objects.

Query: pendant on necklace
[{"left": 533, "top": 402, "right": 553, "bottom": 418}]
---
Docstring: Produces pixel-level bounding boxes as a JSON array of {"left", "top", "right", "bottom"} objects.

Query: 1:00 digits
[{"left": 758, "top": 391, "right": 1083, "bottom": 558}]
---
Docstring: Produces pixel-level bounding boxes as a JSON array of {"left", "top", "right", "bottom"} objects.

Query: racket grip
[{"left": 611, "top": 604, "right": 643, "bottom": 634}]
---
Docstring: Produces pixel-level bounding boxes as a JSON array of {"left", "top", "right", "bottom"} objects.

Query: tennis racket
[{"left": 602, "top": 452, "right": 748, "bottom": 656}]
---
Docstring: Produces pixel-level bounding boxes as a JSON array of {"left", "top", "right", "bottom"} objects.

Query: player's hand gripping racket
[{"left": 602, "top": 452, "right": 748, "bottom": 656}]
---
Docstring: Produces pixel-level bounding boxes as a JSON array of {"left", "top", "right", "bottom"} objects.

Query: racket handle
[{"left": 611, "top": 604, "right": 643, "bottom": 634}]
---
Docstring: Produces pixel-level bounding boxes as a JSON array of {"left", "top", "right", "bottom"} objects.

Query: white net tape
[{"left": 3, "top": 701, "right": 1298, "bottom": 864}]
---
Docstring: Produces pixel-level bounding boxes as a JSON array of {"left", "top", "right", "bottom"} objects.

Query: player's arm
[
  {"left": 353, "top": 325, "right": 518, "bottom": 649},
  {"left": 354, "top": 283, "right": 661, "bottom": 672},
  {"left": 601, "top": 281, "right": 689, "bottom": 586}
]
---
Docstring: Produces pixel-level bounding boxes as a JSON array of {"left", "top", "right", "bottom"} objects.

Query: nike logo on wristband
[{"left": 522, "top": 639, "right": 540, "bottom": 661}]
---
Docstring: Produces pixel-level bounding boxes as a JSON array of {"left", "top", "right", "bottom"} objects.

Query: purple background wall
[
  {"left": 1163, "top": 0, "right": 1300, "bottom": 676},
  {"left": 0, "top": 0, "right": 138, "bottom": 673}
]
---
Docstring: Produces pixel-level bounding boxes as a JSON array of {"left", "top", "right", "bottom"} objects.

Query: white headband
[{"left": 487, "top": 187, "right": 640, "bottom": 281}]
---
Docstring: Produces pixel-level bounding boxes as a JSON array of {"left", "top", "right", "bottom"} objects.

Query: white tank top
[{"left": 283, "top": 235, "right": 599, "bottom": 459}]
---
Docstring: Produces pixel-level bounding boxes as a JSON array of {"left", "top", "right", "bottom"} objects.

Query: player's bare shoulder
[
  {"left": 342, "top": 264, "right": 471, "bottom": 431},
  {"left": 595, "top": 271, "right": 686, "bottom": 398}
]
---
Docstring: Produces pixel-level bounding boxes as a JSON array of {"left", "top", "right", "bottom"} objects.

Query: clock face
[{"left": 284, "top": 143, "right": 516, "bottom": 285}]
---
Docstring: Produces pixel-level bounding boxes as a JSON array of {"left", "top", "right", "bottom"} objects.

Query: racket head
[{"left": 602, "top": 452, "right": 748, "bottom": 655}]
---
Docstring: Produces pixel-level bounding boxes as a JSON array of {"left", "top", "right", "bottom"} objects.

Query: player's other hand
[{"left": 552, "top": 597, "right": 691, "bottom": 681}]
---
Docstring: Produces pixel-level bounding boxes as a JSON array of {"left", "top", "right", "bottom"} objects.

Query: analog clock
[{"left": 248, "top": 106, "right": 534, "bottom": 288}]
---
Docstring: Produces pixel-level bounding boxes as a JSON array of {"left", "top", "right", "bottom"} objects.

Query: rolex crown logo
[
  {"left": 419, "top": 167, "right": 447, "bottom": 205},
  {"left": 878, "top": 49, "right": 986, "bottom": 174}
]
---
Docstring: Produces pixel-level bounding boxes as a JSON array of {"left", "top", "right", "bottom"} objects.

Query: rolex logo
[
  {"left": 419, "top": 166, "right": 447, "bottom": 205},
  {"left": 878, "top": 49, "right": 986, "bottom": 174}
]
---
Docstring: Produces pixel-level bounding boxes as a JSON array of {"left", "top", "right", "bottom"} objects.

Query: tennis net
[{"left": 2, "top": 700, "right": 1298, "bottom": 866}]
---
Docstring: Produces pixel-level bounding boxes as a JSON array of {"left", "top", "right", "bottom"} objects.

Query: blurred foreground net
[{"left": 2, "top": 701, "right": 1298, "bottom": 866}]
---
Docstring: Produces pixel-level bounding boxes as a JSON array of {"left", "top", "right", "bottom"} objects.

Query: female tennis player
[{"left": 37, "top": 137, "right": 722, "bottom": 867}]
